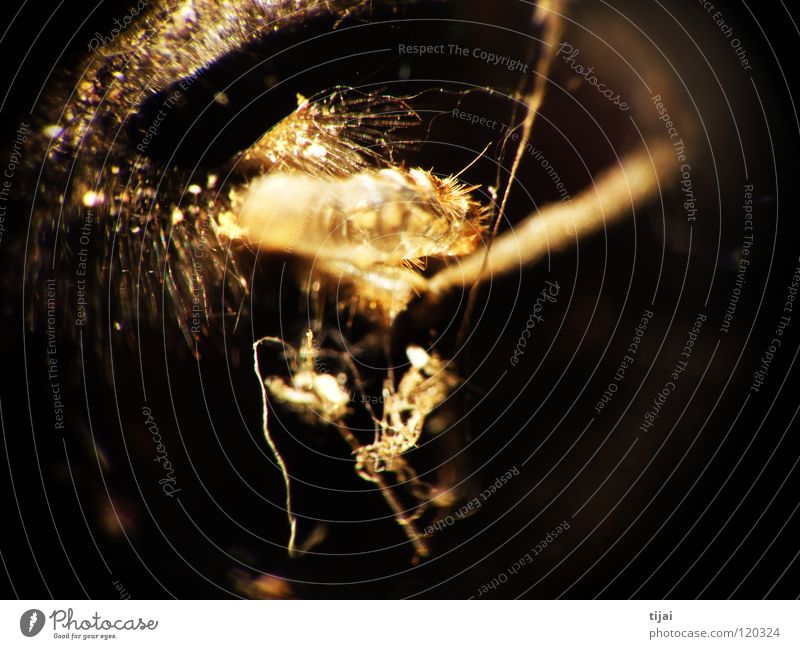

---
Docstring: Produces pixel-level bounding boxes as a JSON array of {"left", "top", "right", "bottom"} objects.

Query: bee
[
  {"left": 210, "top": 81, "right": 491, "bottom": 325},
  {"left": 24, "top": 0, "right": 673, "bottom": 569}
]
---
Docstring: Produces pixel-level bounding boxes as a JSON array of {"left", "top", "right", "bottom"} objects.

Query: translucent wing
[{"left": 235, "top": 87, "right": 420, "bottom": 179}]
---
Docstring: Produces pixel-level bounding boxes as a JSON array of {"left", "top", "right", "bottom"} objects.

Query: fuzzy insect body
[{"left": 234, "top": 167, "right": 486, "bottom": 266}]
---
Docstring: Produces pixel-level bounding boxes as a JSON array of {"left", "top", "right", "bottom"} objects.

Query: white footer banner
[{"left": 1, "top": 600, "right": 796, "bottom": 647}]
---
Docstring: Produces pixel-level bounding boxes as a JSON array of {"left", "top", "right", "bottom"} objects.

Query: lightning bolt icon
[{"left": 28, "top": 612, "right": 38, "bottom": 632}]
